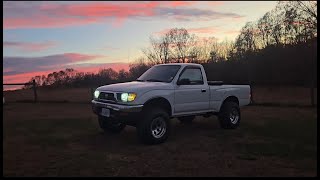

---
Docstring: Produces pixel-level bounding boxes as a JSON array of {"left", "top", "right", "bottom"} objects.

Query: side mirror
[{"left": 177, "top": 78, "right": 190, "bottom": 85}]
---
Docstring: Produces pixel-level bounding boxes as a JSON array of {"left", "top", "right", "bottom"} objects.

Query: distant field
[
  {"left": 3, "top": 86, "right": 317, "bottom": 106},
  {"left": 251, "top": 86, "right": 317, "bottom": 106},
  {"left": 3, "top": 88, "right": 93, "bottom": 103},
  {"left": 3, "top": 103, "right": 317, "bottom": 176}
]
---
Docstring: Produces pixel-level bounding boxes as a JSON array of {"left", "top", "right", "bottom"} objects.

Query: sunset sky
[{"left": 3, "top": 1, "right": 278, "bottom": 89}]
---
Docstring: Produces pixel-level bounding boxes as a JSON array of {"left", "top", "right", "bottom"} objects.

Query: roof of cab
[{"left": 155, "top": 63, "right": 201, "bottom": 67}]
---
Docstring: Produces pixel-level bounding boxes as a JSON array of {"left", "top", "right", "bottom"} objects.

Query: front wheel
[
  {"left": 98, "top": 116, "right": 126, "bottom": 133},
  {"left": 218, "top": 101, "right": 240, "bottom": 129},
  {"left": 137, "top": 108, "right": 170, "bottom": 145}
]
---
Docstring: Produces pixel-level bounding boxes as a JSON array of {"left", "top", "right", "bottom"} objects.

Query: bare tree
[
  {"left": 142, "top": 36, "right": 162, "bottom": 65},
  {"left": 195, "top": 37, "right": 219, "bottom": 62},
  {"left": 283, "top": 4, "right": 300, "bottom": 44},
  {"left": 269, "top": 6, "right": 286, "bottom": 45},
  {"left": 257, "top": 15, "right": 269, "bottom": 48},
  {"left": 185, "top": 34, "right": 203, "bottom": 63},
  {"left": 143, "top": 27, "right": 199, "bottom": 64},
  {"left": 142, "top": 32, "right": 172, "bottom": 65},
  {"left": 168, "top": 28, "right": 192, "bottom": 63},
  {"left": 219, "top": 39, "right": 235, "bottom": 60},
  {"left": 234, "top": 22, "right": 257, "bottom": 55},
  {"left": 281, "top": 1, "right": 317, "bottom": 43},
  {"left": 289, "top": 1, "right": 317, "bottom": 28}
]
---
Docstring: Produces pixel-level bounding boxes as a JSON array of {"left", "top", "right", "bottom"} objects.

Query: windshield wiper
[
  {"left": 145, "top": 79, "right": 166, "bottom": 82},
  {"left": 136, "top": 79, "right": 145, "bottom": 82}
]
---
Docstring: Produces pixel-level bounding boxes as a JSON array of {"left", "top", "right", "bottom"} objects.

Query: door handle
[{"left": 201, "top": 89, "right": 206, "bottom": 92}]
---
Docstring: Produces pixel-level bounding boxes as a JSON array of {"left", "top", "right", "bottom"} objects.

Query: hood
[{"left": 96, "top": 81, "right": 173, "bottom": 94}]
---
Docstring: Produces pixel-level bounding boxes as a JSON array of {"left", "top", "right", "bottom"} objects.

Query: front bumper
[{"left": 91, "top": 100, "right": 144, "bottom": 113}]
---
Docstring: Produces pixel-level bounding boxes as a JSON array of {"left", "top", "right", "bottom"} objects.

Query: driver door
[{"left": 174, "top": 66, "right": 209, "bottom": 114}]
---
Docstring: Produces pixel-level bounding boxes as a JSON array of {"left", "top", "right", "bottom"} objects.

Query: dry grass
[
  {"left": 252, "top": 86, "right": 317, "bottom": 106},
  {"left": 3, "top": 88, "right": 92, "bottom": 103},
  {"left": 3, "top": 103, "right": 317, "bottom": 177}
]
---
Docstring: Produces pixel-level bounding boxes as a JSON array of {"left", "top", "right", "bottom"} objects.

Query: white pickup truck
[{"left": 92, "top": 63, "right": 251, "bottom": 144}]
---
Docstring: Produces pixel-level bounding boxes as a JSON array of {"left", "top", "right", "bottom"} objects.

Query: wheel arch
[
  {"left": 143, "top": 97, "right": 173, "bottom": 116},
  {"left": 219, "top": 95, "right": 239, "bottom": 111}
]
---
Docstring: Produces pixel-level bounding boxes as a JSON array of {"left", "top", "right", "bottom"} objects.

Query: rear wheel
[
  {"left": 218, "top": 101, "right": 240, "bottom": 129},
  {"left": 98, "top": 115, "right": 126, "bottom": 133},
  {"left": 137, "top": 108, "right": 170, "bottom": 145},
  {"left": 178, "top": 115, "right": 195, "bottom": 124}
]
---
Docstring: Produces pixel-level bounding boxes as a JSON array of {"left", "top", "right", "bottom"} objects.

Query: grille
[{"left": 98, "top": 92, "right": 116, "bottom": 102}]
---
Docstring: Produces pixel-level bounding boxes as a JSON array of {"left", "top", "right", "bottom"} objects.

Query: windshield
[{"left": 137, "top": 65, "right": 181, "bottom": 83}]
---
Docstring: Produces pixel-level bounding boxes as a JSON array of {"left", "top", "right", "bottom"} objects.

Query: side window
[{"left": 178, "top": 68, "right": 203, "bottom": 85}]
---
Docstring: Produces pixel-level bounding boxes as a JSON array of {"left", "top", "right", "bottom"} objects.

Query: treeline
[
  {"left": 24, "top": 1, "right": 317, "bottom": 89},
  {"left": 24, "top": 63, "right": 151, "bottom": 89},
  {"left": 203, "top": 38, "right": 317, "bottom": 86}
]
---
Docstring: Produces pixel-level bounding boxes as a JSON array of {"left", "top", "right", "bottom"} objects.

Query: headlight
[
  {"left": 120, "top": 93, "right": 137, "bottom": 102},
  {"left": 94, "top": 90, "right": 100, "bottom": 99}
]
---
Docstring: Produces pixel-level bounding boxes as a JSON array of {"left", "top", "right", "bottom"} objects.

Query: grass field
[{"left": 3, "top": 102, "right": 317, "bottom": 176}]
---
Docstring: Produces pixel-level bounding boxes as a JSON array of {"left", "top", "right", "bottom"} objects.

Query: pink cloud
[
  {"left": 162, "top": 1, "right": 197, "bottom": 7},
  {"left": 4, "top": 1, "right": 243, "bottom": 29},
  {"left": 3, "top": 41, "right": 57, "bottom": 52},
  {"left": 231, "top": 15, "right": 246, "bottom": 22},
  {"left": 62, "top": 53, "right": 104, "bottom": 63},
  {"left": 4, "top": 70, "right": 54, "bottom": 84},
  {"left": 50, "top": 2, "right": 159, "bottom": 19},
  {"left": 4, "top": 16, "right": 101, "bottom": 29},
  {"left": 4, "top": 2, "right": 160, "bottom": 29},
  {"left": 188, "top": 27, "right": 219, "bottom": 34},
  {"left": 207, "top": 1, "right": 224, "bottom": 6},
  {"left": 3, "top": 64, "right": 129, "bottom": 84}
]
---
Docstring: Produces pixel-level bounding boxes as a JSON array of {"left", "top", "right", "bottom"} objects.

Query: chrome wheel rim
[
  {"left": 229, "top": 108, "right": 239, "bottom": 124},
  {"left": 151, "top": 117, "right": 166, "bottom": 139}
]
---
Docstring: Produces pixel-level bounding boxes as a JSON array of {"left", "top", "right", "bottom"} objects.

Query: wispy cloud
[
  {"left": 3, "top": 53, "right": 105, "bottom": 76},
  {"left": 153, "top": 7, "right": 243, "bottom": 21},
  {"left": 3, "top": 1, "right": 244, "bottom": 29},
  {"left": 3, "top": 41, "right": 57, "bottom": 52},
  {"left": 164, "top": 1, "right": 197, "bottom": 7}
]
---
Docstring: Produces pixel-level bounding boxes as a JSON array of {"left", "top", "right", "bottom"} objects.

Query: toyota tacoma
[{"left": 92, "top": 63, "right": 251, "bottom": 144}]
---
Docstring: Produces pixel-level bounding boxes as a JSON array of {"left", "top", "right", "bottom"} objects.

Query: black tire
[
  {"left": 98, "top": 115, "right": 126, "bottom": 133},
  {"left": 178, "top": 115, "right": 195, "bottom": 124},
  {"left": 218, "top": 101, "right": 240, "bottom": 129},
  {"left": 137, "top": 108, "right": 170, "bottom": 145}
]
